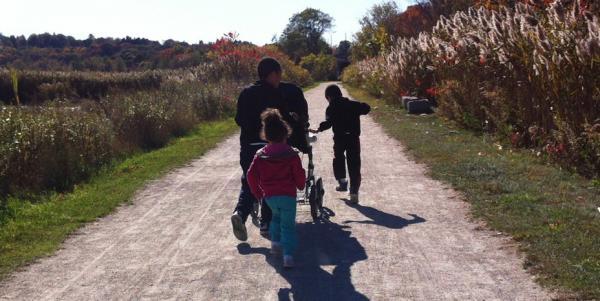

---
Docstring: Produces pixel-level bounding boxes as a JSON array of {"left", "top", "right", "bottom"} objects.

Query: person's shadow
[
  {"left": 341, "top": 200, "right": 426, "bottom": 229},
  {"left": 238, "top": 217, "right": 369, "bottom": 301},
  {"left": 237, "top": 205, "right": 425, "bottom": 300}
]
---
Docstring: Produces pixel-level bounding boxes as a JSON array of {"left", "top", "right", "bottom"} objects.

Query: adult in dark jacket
[
  {"left": 231, "top": 57, "right": 309, "bottom": 242},
  {"left": 311, "top": 84, "right": 370, "bottom": 204}
]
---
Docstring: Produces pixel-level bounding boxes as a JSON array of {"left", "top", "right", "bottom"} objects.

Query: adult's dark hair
[
  {"left": 325, "top": 84, "right": 343, "bottom": 99},
  {"left": 258, "top": 57, "right": 282, "bottom": 80},
  {"left": 260, "top": 108, "right": 292, "bottom": 143}
]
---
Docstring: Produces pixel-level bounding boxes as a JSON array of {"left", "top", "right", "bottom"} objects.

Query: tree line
[
  {"left": 0, "top": 33, "right": 214, "bottom": 71},
  {"left": 0, "top": 11, "right": 350, "bottom": 81}
]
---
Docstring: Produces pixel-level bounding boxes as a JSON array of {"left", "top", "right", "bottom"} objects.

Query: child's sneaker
[
  {"left": 270, "top": 241, "right": 282, "bottom": 255},
  {"left": 283, "top": 255, "right": 295, "bottom": 268},
  {"left": 349, "top": 193, "right": 359, "bottom": 205},
  {"left": 231, "top": 212, "right": 248, "bottom": 241},
  {"left": 335, "top": 179, "right": 348, "bottom": 192}
]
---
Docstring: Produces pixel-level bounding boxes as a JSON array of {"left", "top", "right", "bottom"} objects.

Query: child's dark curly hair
[{"left": 260, "top": 108, "right": 292, "bottom": 143}]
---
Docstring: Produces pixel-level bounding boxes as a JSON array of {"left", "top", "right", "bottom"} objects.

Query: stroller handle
[
  {"left": 249, "top": 142, "right": 268, "bottom": 147},
  {"left": 307, "top": 132, "right": 318, "bottom": 144},
  {"left": 247, "top": 127, "right": 316, "bottom": 153}
]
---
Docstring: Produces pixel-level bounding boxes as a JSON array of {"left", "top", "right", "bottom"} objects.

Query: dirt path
[{"left": 0, "top": 83, "right": 552, "bottom": 300}]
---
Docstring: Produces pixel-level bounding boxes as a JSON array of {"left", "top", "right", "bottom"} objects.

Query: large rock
[
  {"left": 407, "top": 99, "right": 434, "bottom": 115},
  {"left": 402, "top": 96, "right": 419, "bottom": 110}
]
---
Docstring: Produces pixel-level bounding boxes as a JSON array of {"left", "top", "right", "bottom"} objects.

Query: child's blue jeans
[{"left": 265, "top": 196, "right": 297, "bottom": 256}]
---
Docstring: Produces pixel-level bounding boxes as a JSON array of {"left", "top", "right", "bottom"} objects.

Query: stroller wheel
[
  {"left": 316, "top": 178, "right": 325, "bottom": 209},
  {"left": 308, "top": 186, "right": 319, "bottom": 222}
]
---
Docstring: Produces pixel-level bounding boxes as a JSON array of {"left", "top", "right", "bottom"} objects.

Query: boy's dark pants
[
  {"left": 333, "top": 134, "right": 362, "bottom": 194},
  {"left": 235, "top": 144, "right": 272, "bottom": 224}
]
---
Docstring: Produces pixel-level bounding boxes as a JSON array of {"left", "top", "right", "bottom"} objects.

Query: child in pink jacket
[{"left": 247, "top": 108, "right": 306, "bottom": 268}]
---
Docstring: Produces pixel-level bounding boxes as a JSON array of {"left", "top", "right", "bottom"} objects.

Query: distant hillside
[{"left": 0, "top": 33, "right": 218, "bottom": 71}]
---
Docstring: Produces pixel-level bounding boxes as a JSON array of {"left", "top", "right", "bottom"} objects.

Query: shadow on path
[
  {"left": 238, "top": 218, "right": 368, "bottom": 301},
  {"left": 341, "top": 200, "right": 426, "bottom": 229},
  {"left": 237, "top": 203, "right": 425, "bottom": 300}
]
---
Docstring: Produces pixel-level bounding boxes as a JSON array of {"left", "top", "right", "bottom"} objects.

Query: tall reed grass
[
  {"left": 0, "top": 69, "right": 163, "bottom": 105},
  {"left": 344, "top": 0, "right": 599, "bottom": 177},
  {"left": 0, "top": 41, "right": 314, "bottom": 197},
  {"left": 0, "top": 70, "right": 237, "bottom": 196}
]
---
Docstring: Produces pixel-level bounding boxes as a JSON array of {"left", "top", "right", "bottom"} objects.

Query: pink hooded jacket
[{"left": 246, "top": 143, "right": 306, "bottom": 200}]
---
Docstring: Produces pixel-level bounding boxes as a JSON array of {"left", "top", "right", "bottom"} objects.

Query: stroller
[{"left": 250, "top": 130, "right": 326, "bottom": 224}]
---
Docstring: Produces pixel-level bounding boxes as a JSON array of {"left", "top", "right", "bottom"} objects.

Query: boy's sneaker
[
  {"left": 349, "top": 193, "right": 359, "bottom": 205},
  {"left": 283, "top": 255, "right": 295, "bottom": 268},
  {"left": 231, "top": 212, "right": 248, "bottom": 241},
  {"left": 270, "top": 242, "right": 282, "bottom": 255},
  {"left": 335, "top": 179, "right": 348, "bottom": 192}
]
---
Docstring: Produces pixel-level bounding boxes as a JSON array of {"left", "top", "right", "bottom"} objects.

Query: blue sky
[{"left": 1, "top": 0, "right": 413, "bottom": 45}]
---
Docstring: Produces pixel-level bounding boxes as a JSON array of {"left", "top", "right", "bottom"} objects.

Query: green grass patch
[
  {"left": 0, "top": 119, "right": 237, "bottom": 279},
  {"left": 345, "top": 85, "right": 600, "bottom": 299}
]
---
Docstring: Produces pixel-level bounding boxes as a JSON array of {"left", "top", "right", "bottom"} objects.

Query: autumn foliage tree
[
  {"left": 352, "top": 2, "right": 399, "bottom": 60},
  {"left": 209, "top": 33, "right": 313, "bottom": 87},
  {"left": 278, "top": 8, "right": 333, "bottom": 63}
]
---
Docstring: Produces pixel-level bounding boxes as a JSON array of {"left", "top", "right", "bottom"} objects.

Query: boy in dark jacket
[{"left": 310, "top": 84, "right": 370, "bottom": 204}]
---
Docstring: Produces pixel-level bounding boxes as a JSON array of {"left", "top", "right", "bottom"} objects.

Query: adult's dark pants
[
  {"left": 235, "top": 144, "right": 272, "bottom": 224},
  {"left": 333, "top": 135, "right": 362, "bottom": 194}
]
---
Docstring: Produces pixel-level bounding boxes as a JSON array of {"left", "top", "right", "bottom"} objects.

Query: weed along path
[{"left": 0, "top": 83, "right": 551, "bottom": 300}]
